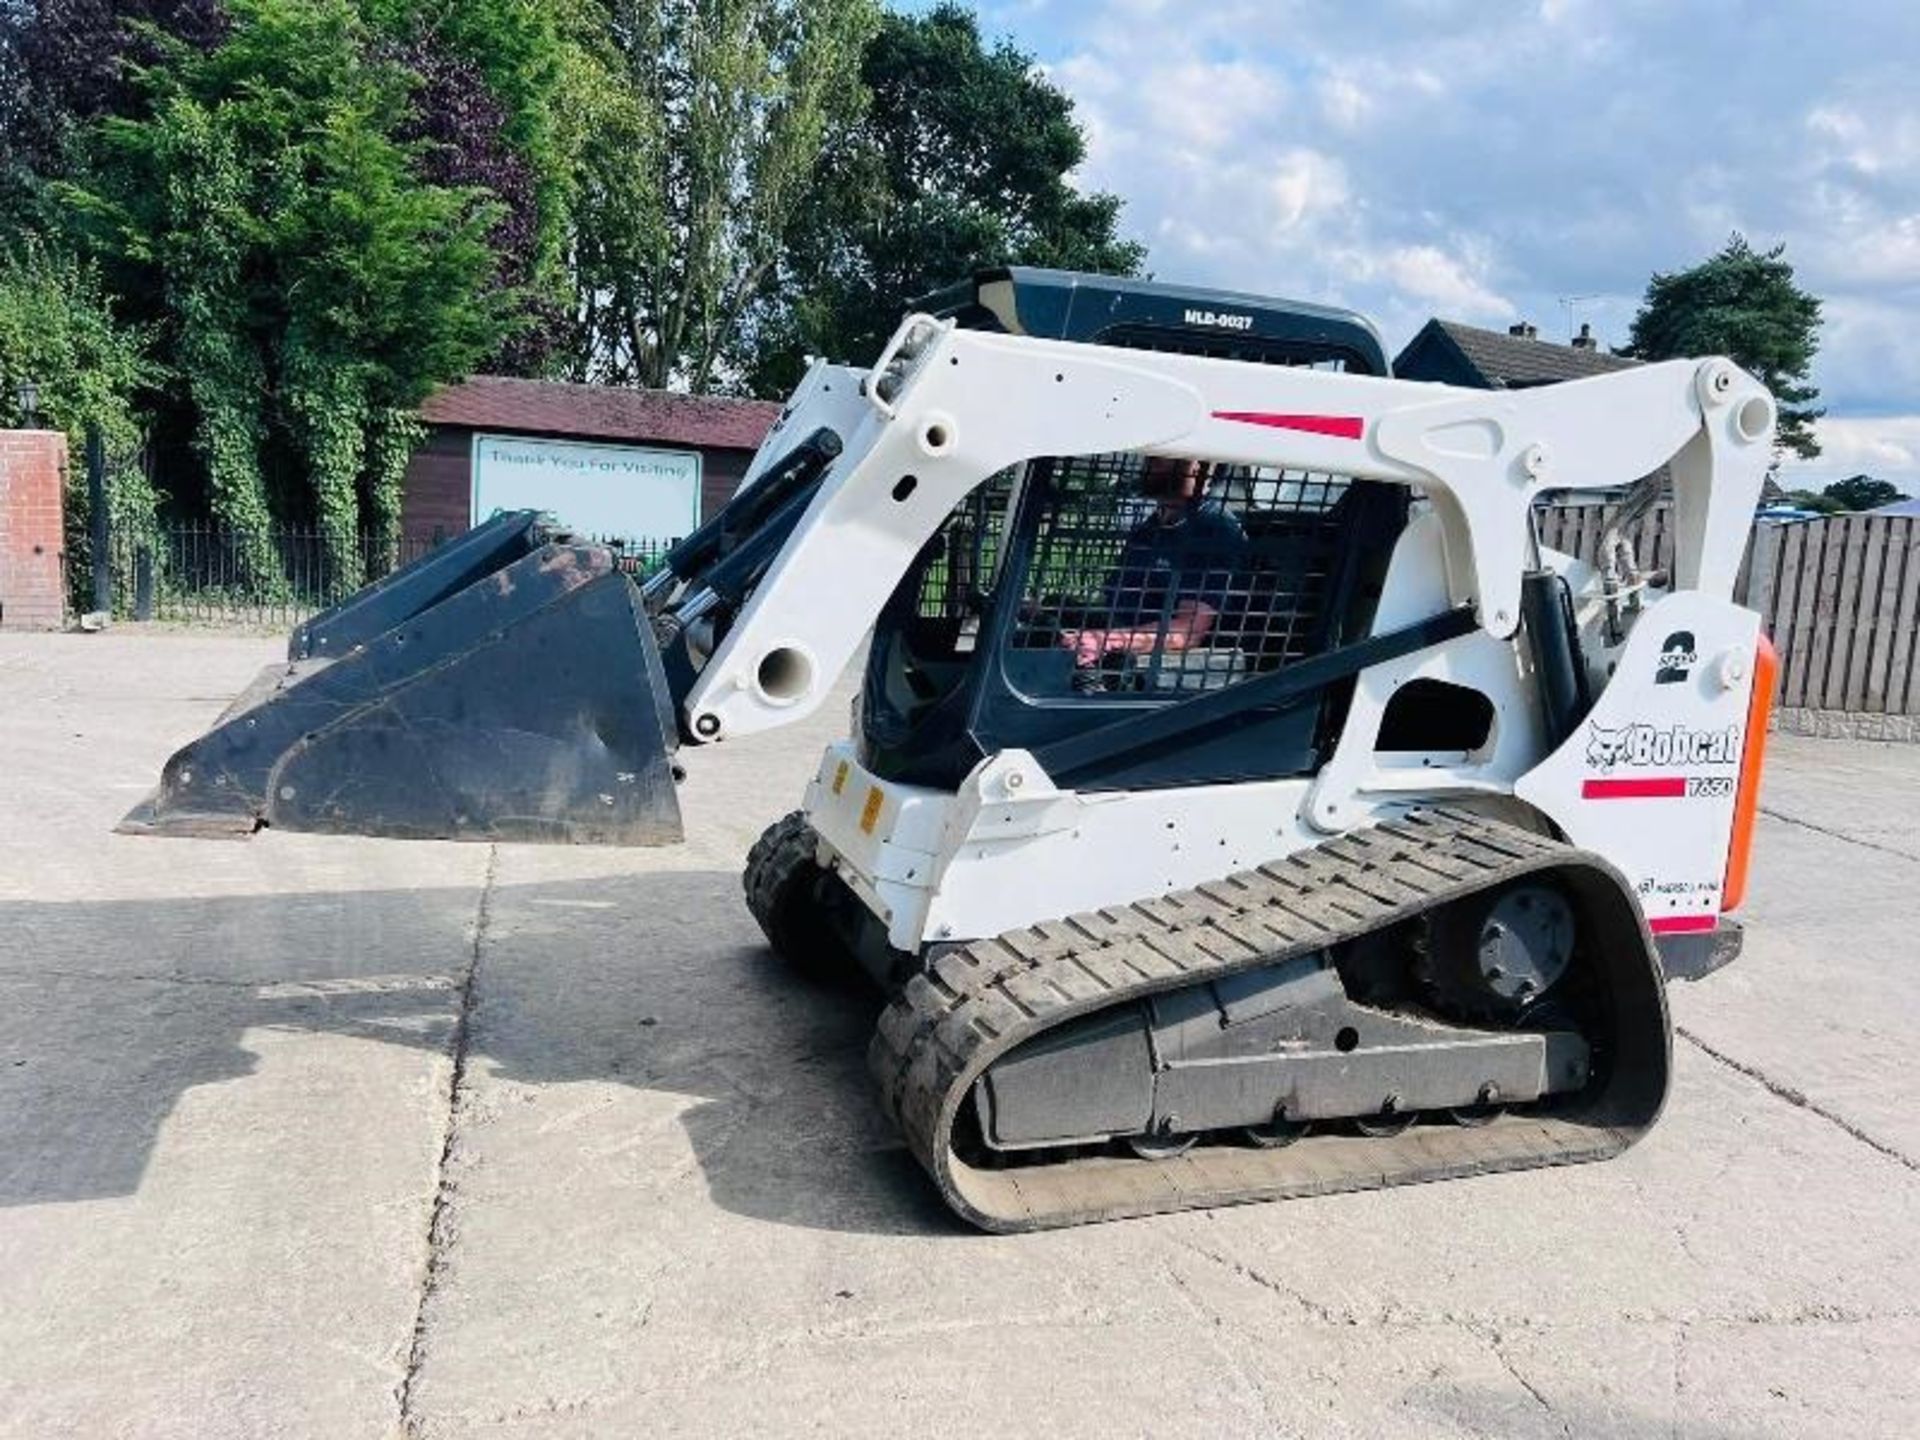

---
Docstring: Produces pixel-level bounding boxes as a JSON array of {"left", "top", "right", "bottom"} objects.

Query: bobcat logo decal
[
  {"left": 1586, "top": 722, "right": 1633, "bottom": 772},
  {"left": 1586, "top": 720, "right": 1740, "bottom": 773}
]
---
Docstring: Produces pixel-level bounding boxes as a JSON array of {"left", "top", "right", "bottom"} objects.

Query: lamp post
[{"left": 15, "top": 378, "right": 39, "bottom": 429}]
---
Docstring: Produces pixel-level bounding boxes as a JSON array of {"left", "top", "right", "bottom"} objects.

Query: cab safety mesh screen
[{"left": 1012, "top": 457, "right": 1354, "bottom": 696}]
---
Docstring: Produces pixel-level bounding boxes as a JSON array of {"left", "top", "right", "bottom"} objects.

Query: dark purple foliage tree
[
  {"left": 2, "top": 0, "right": 229, "bottom": 185},
  {"left": 386, "top": 33, "right": 558, "bottom": 375}
]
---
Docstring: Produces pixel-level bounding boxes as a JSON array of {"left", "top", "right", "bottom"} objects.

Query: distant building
[
  {"left": 402, "top": 376, "right": 781, "bottom": 549},
  {"left": 1394, "top": 318, "right": 1638, "bottom": 389}
]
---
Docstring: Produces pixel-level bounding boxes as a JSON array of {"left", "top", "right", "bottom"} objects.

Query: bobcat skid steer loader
[{"left": 126, "top": 269, "right": 1778, "bottom": 1231}]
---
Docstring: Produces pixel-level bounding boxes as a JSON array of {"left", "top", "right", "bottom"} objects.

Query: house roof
[
  {"left": 1397, "top": 319, "right": 1640, "bottom": 387},
  {"left": 420, "top": 375, "right": 782, "bottom": 451}
]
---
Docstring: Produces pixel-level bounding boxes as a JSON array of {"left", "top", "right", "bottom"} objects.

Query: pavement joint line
[
  {"left": 1471, "top": 1324, "right": 1567, "bottom": 1433},
  {"left": 1166, "top": 1221, "right": 1915, "bottom": 1331},
  {"left": 1760, "top": 804, "right": 1920, "bottom": 865},
  {"left": 1676, "top": 1026, "right": 1920, "bottom": 1175},
  {"left": 1671, "top": 1325, "right": 1687, "bottom": 1427},
  {"left": 396, "top": 841, "right": 499, "bottom": 1438},
  {"left": 1171, "top": 1233, "right": 1349, "bottom": 1326},
  {"left": 1156, "top": 1257, "right": 1290, "bottom": 1430},
  {"left": 0, "top": 966, "right": 268, "bottom": 991},
  {"left": 0, "top": 966, "right": 460, "bottom": 994}
]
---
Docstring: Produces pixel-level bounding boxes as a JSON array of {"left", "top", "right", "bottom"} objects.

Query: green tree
[
  {"left": 63, "top": 0, "right": 509, "bottom": 583},
  {"left": 741, "top": 2, "right": 1145, "bottom": 394},
  {"left": 0, "top": 238, "right": 163, "bottom": 611},
  {"left": 1780, "top": 489, "right": 1846, "bottom": 516},
  {"left": 566, "top": 0, "right": 880, "bottom": 393},
  {"left": 1625, "top": 234, "right": 1824, "bottom": 462},
  {"left": 0, "top": 238, "right": 161, "bottom": 532},
  {"left": 364, "top": 0, "right": 586, "bottom": 372},
  {"left": 1822, "top": 474, "right": 1906, "bottom": 511}
]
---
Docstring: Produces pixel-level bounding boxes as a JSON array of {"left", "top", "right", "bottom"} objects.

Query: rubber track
[{"left": 868, "top": 807, "right": 1670, "bottom": 1232}]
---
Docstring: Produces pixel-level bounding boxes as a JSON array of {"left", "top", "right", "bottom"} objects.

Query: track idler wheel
[
  {"left": 1449, "top": 1083, "right": 1507, "bottom": 1127},
  {"left": 1352, "top": 1099, "right": 1419, "bottom": 1138},
  {"left": 1127, "top": 1128, "right": 1197, "bottom": 1160},
  {"left": 1243, "top": 1113, "right": 1312, "bottom": 1149}
]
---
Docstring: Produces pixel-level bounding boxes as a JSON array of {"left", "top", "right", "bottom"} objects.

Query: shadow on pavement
[
  {"left": 0, "top": 868, "right": 957, "bottom": 1237},
  {"left": 1415, "top": 1382, "right": 1773, "bottom": 1440}
]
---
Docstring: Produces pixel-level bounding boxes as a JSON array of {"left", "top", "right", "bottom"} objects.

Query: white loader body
[{"left": 697, "top": 316, "right": 1774, "bottom": 954}]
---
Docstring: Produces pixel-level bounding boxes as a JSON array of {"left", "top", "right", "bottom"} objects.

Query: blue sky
[{"left": 909, "top": 0, "right": 1920, "bottom": 493}]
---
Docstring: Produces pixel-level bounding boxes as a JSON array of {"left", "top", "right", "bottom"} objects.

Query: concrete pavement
[{"left": 1, "top": 632, "right": 1916, "bottom": 1438}]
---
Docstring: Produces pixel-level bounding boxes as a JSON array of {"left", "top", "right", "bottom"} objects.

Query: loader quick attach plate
[
  {"left": 121, "top": 539, "right": 684, "bottom": 846},
  {"left": 870, "top": 808, "right": 1670, "bottom": 1232}
]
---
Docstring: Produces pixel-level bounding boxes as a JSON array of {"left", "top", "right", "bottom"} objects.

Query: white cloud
[
  {"left": 1263, "top": 148, "right": 1348, "bottom": 231},
  {"left": 1802, "top": 296, "right": 1920, "bottom": 423},
  {"left": 1003, "top": 0, "right": 1920, "bottom": 443},
  {"left": 1377, "top": 245, "right": 1511, "bottom": 319},
  {"left": 1782, "top": 416, "right": 1920, "bottom": 494},
  {"left": 1149, "top": 61, "right": 1285, "bottom": 152},
  {"left": 1805, "top": 102, "right": 1920, "bottom": 181},
  {"left": 1317, "top": 73, "right": 1371, "bottom": 129},
  {"left": 1054, "top": 38, "right": 1359, "bottom": 291}
]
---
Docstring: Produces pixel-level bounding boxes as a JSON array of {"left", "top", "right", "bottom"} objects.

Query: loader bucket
[
  {"left": 288, "top": 508, "right": 545, "bottom": 661},
  {"left": 121, "top": 540, "right": 684, "bottom": 846}
]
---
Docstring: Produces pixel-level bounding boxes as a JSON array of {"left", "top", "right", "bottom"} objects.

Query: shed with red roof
[{"left": 403, "top": 376, "right": 781, "bottom": 548}]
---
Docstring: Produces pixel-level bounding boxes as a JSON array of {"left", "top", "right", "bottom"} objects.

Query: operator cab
[{"left": 859, "top": 268, "right": 1409, "bottom": 794}]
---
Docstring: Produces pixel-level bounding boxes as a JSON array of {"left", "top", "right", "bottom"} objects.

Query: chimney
[
  {"left": 1571, "top": 322, "right": 1597, "bottom": 351},
  {"left": 1508, "top": 320, "right": 1538, "bottom": 340}
]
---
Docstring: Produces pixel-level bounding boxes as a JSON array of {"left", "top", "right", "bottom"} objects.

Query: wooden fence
[{"left": 1539, "top": 503, "right": 1920, "bottom": 719}]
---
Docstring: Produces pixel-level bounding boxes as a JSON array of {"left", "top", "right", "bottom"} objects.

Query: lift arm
[{"left": 677, "top": 316, "right": 1774, "bottom": 743}]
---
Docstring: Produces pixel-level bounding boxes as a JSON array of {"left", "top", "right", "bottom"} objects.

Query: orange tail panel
[{"left": 1721, "top": 632, "right": 1779, "bottom": 914}]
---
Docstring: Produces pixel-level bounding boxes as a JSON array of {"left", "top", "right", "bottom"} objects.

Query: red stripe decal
[
  {"left": 1649, "top": 914, "right": 1718, "bottom": 935},
  {"left": 1582, "top": 776, "right": 1687, "bottom": 800},
  {"left": 1211, "top": 410, "right": 1364, "bottom": 441}
]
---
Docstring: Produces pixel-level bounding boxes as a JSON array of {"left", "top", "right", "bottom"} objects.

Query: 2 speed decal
[{"left": 1655, "top": 630, "right": 1697, "bottom": 685}]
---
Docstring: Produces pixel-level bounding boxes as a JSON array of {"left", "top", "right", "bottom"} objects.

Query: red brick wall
[{"left": 0, "top": 430, "right": 66, "bottom": 631}]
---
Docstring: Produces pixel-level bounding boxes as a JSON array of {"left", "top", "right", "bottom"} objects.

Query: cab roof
[{"left": 915, "top": 267, "right": 1390, "bottom": 377}]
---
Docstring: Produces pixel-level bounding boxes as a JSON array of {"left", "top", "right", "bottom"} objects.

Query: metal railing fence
[{"left": 100, "top": 523, "right": 674, "bottom": 628}]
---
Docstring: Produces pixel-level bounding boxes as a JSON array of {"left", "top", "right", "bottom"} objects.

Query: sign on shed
[{"left": 470, "top": 433, "right": 701, "bottom": 541}]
